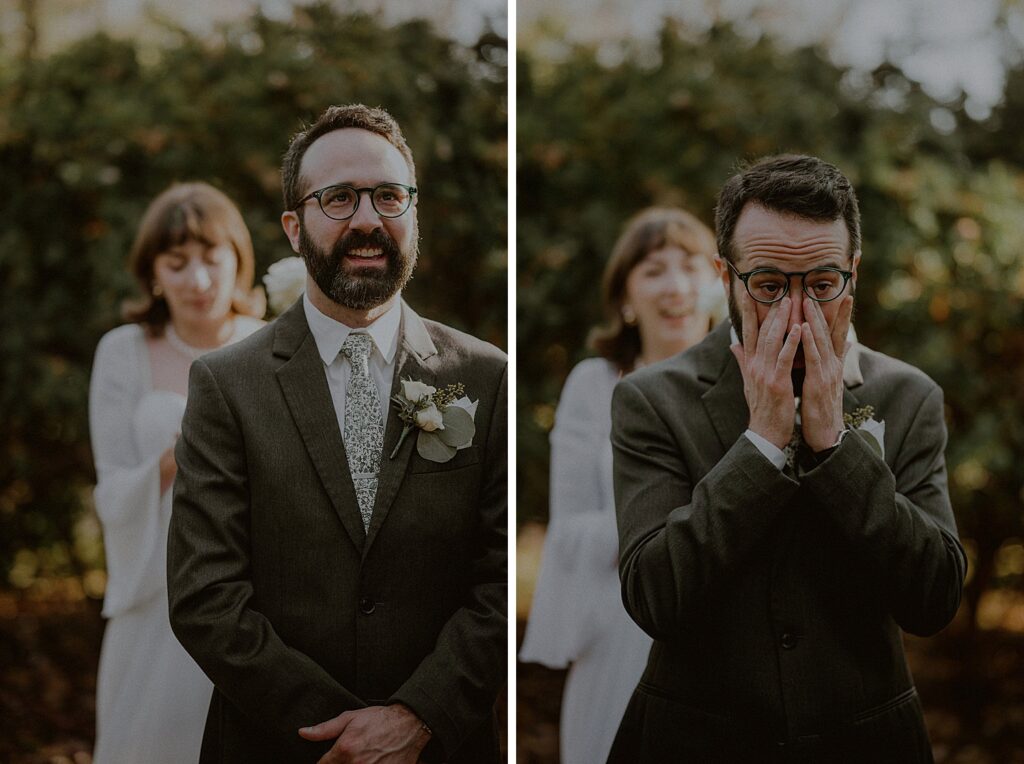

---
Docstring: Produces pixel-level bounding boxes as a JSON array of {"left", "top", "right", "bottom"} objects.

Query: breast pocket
[{"left": 408, "top": 444, "right": 481, "bottom": 474}]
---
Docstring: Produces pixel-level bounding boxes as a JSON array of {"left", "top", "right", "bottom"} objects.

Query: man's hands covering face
[
  {"left": 730, "top": 291, "right": 854, "bottom": 454},
  {"left": 731, "top": 295, "right": 802, "bottom": 451},
  {"left": 799, "top": 295, "right": 853, "bottom": 452}
]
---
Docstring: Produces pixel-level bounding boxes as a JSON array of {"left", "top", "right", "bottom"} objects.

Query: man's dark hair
[
  {"left": 281, "top": 104, "right": 417, "bottom": 212},
  {"left": 714, "top": 154, "right": 861, "bottom": 264}
]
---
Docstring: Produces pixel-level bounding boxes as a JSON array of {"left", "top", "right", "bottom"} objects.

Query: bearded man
[
  {"left": 168, "top": 104, "right": 507, "bottom": 764},
  {"left": 608, "top": 155, "right": 965, "bottom": 762}
]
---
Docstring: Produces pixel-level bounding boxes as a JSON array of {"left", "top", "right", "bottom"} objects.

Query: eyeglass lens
[
  {"left": 319, "top": 184, "right": 412, "bottom": 219},
  {"left": 747, "top": 269, "right": 846, "bottom": 303}
]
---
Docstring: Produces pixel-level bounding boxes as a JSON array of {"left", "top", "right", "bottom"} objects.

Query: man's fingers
[
  {"left": 730, "top": 343, "right": 745, "bottom": 370},
  {"left": 300, "top": 712, "right": 354, "bottom": 741},
  {"left": 831, "top": 294, "right": 854, "bottom": 358},
  {"left": 803, "top": 297, "right": 830, "bottom": 358},
  {"left": 776, "top": 323, "right": 802, "bottom": 372},
  {"left": 800, "top": 322, "right": 821, "bottom": 373},
  {"left": 754, "top": 296, "right": 784, "bottom": 359},
  {"left": 739, "top": 288, "right": 758, "bottom": 357}
]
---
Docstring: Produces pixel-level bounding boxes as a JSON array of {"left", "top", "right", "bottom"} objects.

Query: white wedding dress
[
  {"left": 519, "top": 358, "right": 653, "bottom": 764},
  {"left": 88, "top": 320, "right": 259, "bottom": 764}
]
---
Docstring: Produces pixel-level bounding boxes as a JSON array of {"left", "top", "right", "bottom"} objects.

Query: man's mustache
[{"left": 332, "top": 229, "right": 400, "bottom": 261}]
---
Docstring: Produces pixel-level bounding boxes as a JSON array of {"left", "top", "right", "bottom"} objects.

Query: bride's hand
[{"left": 159, "top": 440, "right": 178, "bottom": 494}]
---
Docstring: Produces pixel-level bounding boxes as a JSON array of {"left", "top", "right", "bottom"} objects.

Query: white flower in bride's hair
[
  {"left": 414, "top": 403, "right": 445, "bottom": 432},
  {"left": 401, "top": 379, "right": 436, "bottom": 402},
  {"left": 262, "top": 257, "right": 307, "bottom": 316},
  {"left": 698, "top": 278, "right": 729, "bottom": 325}
]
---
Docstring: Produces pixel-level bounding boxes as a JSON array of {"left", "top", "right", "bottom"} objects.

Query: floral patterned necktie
[
  {"left": 783, "top": 397, "right": 803, "bottom": 471},
  {"left": 340, "top": 333, "right": 385, "bottom": 531}
]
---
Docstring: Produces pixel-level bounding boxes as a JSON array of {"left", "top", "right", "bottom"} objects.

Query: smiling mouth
[
  {"left": 347, "top": 247, "right": 385, "bottom": 259},
  {"left": 660, "top": 307, "right": 692, "bottom": 319}
]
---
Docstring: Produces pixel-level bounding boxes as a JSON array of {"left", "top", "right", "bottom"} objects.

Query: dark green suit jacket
[
  {"left": 608, "top": 320, "right": 965, "bottom": 763},
  {"left": 167, "top": 299, "right": 506, "bottom": 763}
]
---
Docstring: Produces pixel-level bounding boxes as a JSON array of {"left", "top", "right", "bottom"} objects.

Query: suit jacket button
[
  {"left": 359, "top": 597, "right": 375, "bottom": 615},
  {"left": 780, "top": 632, "right": 798, "bottom": 650}
]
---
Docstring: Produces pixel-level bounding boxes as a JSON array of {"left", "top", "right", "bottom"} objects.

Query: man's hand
[
  {"left": 299, "top": 704, "right": 430, "bottom": 764},
  {"left": 731, "top": 293, "right": 802, "bottom": 450},
  {"left": 799, "top": 295, "right": 853, "bottom": 452}
]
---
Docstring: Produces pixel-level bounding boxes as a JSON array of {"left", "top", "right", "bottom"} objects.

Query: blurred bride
[
  {"left": 519, "top": 207, "right": 724, "bottom": 764},
  {"left": 89, "top": 182, "right": 265, "bottom": 764}
]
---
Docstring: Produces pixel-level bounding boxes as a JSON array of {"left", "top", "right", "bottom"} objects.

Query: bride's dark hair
[
  {"left": 588, "top": 207, "right": 716, "bottom": 373},
  {"left": 122, "top": 182, "right": 265, "bottom": 335}
]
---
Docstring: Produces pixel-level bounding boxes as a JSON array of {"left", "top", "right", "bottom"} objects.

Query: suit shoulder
[
  {"left": 422, "top": 319, "right": 507, "bottom": 369},
  {"left": 190, "top": 320, "right": 277, "bottom": 382},
  {"left": 615, "top": 344, "right": 704, "bottom": 401},
  {"left": 856, "top": 343, "right": 941, "bottom": 398}
]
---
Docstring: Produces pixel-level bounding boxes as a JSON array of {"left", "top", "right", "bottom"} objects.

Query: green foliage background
[
  {"left": 0, "top": 4, "right": 507, "bottom": 586},
  {"left": 518, "top": 21, "right": 1024, "bottom": 630}
]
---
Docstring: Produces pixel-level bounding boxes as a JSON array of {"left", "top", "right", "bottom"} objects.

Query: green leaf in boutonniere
[{"left": 389, "top": 378, "right": 476, "bottom": 463}]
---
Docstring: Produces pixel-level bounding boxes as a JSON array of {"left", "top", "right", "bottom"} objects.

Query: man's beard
[{"left": 298, "top": 223, "right": 417, "bottom": 311}]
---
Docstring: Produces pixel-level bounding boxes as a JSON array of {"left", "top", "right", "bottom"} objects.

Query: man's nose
[
  {"left": 788, "top": 281, "right": 804, "bottom": 327},
  {"left": 348, "top": 191, "right": 383, "bottom": 233}
]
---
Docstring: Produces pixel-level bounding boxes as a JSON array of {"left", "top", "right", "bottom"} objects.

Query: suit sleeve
[
  {"left": 799, "top": 384, "right": 966, "bottom": 636},
  {"left": 388, "top": 362, "right": 507, "bottom": 761},
  {"left": 167, "top": 357, "right": 366, "bottom": 738},
  {"left": 611, "top": 376, "right": 801, "bottom": 640}
]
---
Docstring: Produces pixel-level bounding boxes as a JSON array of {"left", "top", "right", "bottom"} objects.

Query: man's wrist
[
  {"left": 744, "top": 429, "right": 788, "bottom": 471},
  {"left": 811, "top": 427, "right": 849, "bottom": 455},
  {"left": 389, "top": 702, "right": 431, "bottom": 742},
  {"left": 747, "top": 422, "right": 791, "bottom": 451}
]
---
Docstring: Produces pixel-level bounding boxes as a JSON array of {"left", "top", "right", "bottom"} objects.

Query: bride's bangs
[{"left": 161, "top": 201, "right": 232, "bottom": 252}]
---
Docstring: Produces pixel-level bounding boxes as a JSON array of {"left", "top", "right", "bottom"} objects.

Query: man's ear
[
  {"left": 714, "top": 254, "right": 730, "bottom": 291},
  {"left": 850, "top": 250, "right": 861, "bottom": 289},
  {"left": 281, "top": 211, "right": 302, "bottom": 254}
]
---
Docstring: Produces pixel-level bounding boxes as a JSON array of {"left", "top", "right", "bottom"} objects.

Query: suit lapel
[
  {"left": 273, "top": 301, "right": 366, "bottom": 552},
  {"left": 841, "top": 340, "right": 865, "bottom": 413},
  {"left": 699, "top": 322, "right": 751, "bottom": 454},
  {"left": 364, "top": 302, "right": 440, "bottom": 552}
]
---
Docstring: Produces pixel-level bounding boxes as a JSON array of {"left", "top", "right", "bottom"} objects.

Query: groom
[
  {"left": 608, "top": 155, "right": 965, "bottom": 762},
  {"left": 168, "top": 105, "right": 506, "bottom": 763}
]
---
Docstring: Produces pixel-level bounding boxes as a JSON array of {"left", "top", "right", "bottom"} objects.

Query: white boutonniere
[
  {"left": 844, "top": 405, "right": 885, "bottom": 459},
  {"left": 390, "top": 378, "right": 477, "bottom": 462},
  {"left": 262, "top": 256, "right": 307, "bottom": 316}
]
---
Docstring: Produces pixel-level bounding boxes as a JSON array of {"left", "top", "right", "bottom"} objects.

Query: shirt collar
[{"left": 302, "top": 292, "right": 402, "bottom": 366}]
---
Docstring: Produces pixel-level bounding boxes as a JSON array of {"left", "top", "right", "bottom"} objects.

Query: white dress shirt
[{"left": 303, "top": 293, "right": 401, "bottom": 436}]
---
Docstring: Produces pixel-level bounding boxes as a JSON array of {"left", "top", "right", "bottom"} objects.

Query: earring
[
  {"left": 152, "top": 282, "right": 164, "bottom": 297},
  {"left": 622, "top": 305, "right": 637, "bottom": 326}
]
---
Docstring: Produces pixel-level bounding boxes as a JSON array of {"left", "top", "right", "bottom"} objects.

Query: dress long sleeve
[
  {"left": 520, "top": 359, "right": 621, "bottom": 666},
  {"left": 89, "top": 325, "right": 168, "bottom": 617}
]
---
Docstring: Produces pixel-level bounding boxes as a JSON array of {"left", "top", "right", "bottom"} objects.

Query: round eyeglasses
[
  {"left": 726, "top": 260, "right": 853, "bottom": 304},
  {"left": 293, "top": 183, "right": 417, "bottom": 221}
]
